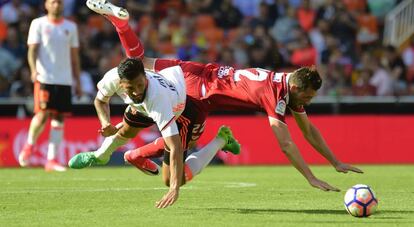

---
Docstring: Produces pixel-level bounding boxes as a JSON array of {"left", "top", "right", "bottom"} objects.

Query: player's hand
[
  {"left": 334, "top": 162, "right": 363, "bottom": 174},
  {"left": 98, "top": 123, "right": 119, "bottom": 137},
  {"left": 75, "top": 85, "right": 83, "bottom": 98},
  {"left": 308, "top": 177, "right": 340, "bottom": 192},
  {"left": 156, "top": 188, "right": 179, "bottom": 209},
  {"left": 31, "top": 72, "right": 38, "bottom": 83}
]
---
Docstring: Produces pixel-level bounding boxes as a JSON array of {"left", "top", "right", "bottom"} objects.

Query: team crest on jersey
[{"left": 276, "top": 100, "right": 286, "bottom": 116}]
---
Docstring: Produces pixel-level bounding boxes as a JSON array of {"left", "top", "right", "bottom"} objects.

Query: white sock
[
  {"left": 94, "top": 134, "right": 128, "bottom": 164},
  {"left": 185, "top": 137, "right": 225, "bottom": 176},
  {"left": 47, "top": 120, "right": 64, "bottom": 161}
]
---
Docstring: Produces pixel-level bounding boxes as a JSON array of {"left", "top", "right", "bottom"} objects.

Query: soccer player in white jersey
[
  {"left": 18, "top": 0, "right": 82, "bottom": 172},
  {"left": 68, "top": 58, "right": 240, "bottom": 208},
  {"left": 86, "top": 0, "right": 363, "bottom": 194}
]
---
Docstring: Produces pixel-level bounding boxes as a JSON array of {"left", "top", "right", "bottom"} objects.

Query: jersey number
[{"left": 234, "top": 68, "right": 270, "bottom": 82}]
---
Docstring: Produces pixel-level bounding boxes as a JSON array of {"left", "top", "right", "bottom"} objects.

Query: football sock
[
  {"left": 115, "top": 23, "right": 144, "bottom": 58},
  {"left": 106, "top": 15, "right": 129, "bottom": 32},
  {"left": 94, "top": 133, "right": 128, "bottom": 164},
  {"left": 185, "top": 137, "right": 226, "bottom": 177},
  {"left": 128, "top": 137, "right": 165, "bottom": 159},
  {"left": 27, "top": 114, "right": 46, "bottom": 145},
  {"left": 47, "top": 120, "right": 64, "bottom": 161}
]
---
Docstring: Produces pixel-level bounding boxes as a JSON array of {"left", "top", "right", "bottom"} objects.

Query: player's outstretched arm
[
  {"left": 94, "top": 97, "right": 119, "bottom": 137},
  {"left": 156, "top": 133, "right": 183, "bottom": 208},
  {"left": 269, "top": 118, "right": 340, "bottom": 192},
  {"left": 291, "top": 111, "right": 363, "bottom": 174}
]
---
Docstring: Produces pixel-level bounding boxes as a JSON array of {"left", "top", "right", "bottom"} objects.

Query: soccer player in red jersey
[{"left": 87, "top": 0, "right": 363, "bottom": 192}]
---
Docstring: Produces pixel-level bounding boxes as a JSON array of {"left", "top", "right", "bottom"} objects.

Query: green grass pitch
[{"left": 1, "top": 165, "right": 413, "bottom": 226}]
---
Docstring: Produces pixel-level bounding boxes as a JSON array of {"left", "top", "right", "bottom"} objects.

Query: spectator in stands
[
  {"left": 9, "top": 66, "right": 32, "bottom": 98},
  {"left": 329, "top": 6, "right": 358, "bottom": 61},
  {"left": 369, "top": 57, "right": 394, "bottom": 96},
  {"left": 352, "top": 68, "right": 376, "bottom": 96},
  {"left": 270, "top": 6, "right": 299, "bottom": 45},
  {"left": 212, "top": 0, "right": 243, "bottom": 30},
  {"left": 382, "top": 45, "right": 407, "bottom": 95},
  {"left": 1, "top": 0, "right": 32, "bottom": 25},
  {"left": 297, "top": 0, "right": 316, "bottom": 32},
  {"left": 2, "top": 25, "right": 26, "bottom": 59}
]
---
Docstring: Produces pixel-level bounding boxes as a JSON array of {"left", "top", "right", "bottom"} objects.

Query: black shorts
[
  {"left": 34, "top": 82, "right": 72, "bottom": 114},
  {"left": 123, "top": 96, "right": 208, "bottom": 165},
  {"left": 164, "top": 96, "right": 207, "bottom": 165}
]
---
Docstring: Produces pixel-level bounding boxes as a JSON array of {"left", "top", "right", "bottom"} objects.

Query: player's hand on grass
[
  {"left": 98, "top": 123, "right": 119, "bottom": 137},
  {"left": 308, "top": 177, "right": 340, "bottom": 192},
  {"left": 156, "top": 188, "right": 179, "bottom": 209},
  {"left": 334, "top": 162, "right": 363, "bottom": 174}
]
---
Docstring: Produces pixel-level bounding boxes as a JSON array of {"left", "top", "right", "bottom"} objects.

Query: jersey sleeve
[
  {"left": 27, "top": 19, "right": 40, "bottom": 45},
  {"left": 96, "top": 69, "right": 119, "bottom": 102},
  {"left": 146, "top": 95, "right": 179, "bottom": 138},
  {"left": 263, "top": 96, "right": 288, "bottom": 124},
  {"left": 70, "top": 23, "right": 79, "bottom": 48}
]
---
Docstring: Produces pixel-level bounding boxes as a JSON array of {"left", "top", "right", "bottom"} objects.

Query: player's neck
[{"left": 47, "top": 14, "right": 64, "bottom": 24}]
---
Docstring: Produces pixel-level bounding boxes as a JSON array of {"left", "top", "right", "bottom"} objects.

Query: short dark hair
[
  {"left": 117, "top": 58, "right": 145, "bottom": 80},
  {"left": 290, "top": 66, "right": 322, "bottom": 91}
]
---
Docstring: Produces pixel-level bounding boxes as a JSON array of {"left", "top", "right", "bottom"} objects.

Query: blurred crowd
[{"left": 1, "top": 0, "right": 414, "bottom": 100}]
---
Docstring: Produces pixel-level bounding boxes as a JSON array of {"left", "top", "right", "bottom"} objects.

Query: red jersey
[{"left": 154, "top": 59, "right": 305, "bottom": 123}]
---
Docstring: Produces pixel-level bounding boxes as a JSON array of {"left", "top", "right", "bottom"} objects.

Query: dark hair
[
  {"left": 117, "top": 58, "right": 145, "bottom": 80},
  {"left": 290, "top": 66, "right": 322, "bottom": 91}
]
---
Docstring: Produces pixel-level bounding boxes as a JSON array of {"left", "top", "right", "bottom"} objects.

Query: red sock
[
  {"left": 129, "top": 137, "right": 165, "bottom": 160},
  {"left": 114, "top": 23, "right": 144, "bottom": 59}
]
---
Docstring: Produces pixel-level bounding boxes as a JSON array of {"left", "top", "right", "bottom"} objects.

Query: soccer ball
[{"left": 344, "top": 184, "right": 378, "bottom": 217}]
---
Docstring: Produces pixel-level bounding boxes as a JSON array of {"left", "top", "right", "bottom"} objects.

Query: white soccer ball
[{"left": 344, "top": 184, "right": 378, "bottom": 217}]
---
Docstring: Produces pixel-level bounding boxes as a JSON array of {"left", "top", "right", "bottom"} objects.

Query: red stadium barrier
[{"left": 0, "top": 115, "right": 413, "bottom": 167}]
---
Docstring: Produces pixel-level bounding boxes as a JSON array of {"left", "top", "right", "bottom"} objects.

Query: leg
[
  {"left": 18, "top": 111, "right": 49, "bottom": 167},
  {"left": 86, "top": 0, "right": 144, "bottom": 58},
  {"left": 68, "top": 120, "right": 143, "bottom": 169},
  {"left": 44, "top": 113, "right": 67, "bottom": 172},
  {"left": 69, "top": 106, "right": 154, "bottom": 169},
  {"left": 184, "top": 126, "right": 240, "bottom": 180},
  {"left": 124, "top": 137, "right": 165, "bottom": 175}
]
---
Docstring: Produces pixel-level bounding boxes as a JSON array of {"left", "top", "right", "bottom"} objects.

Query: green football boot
[
  {"left": 216, "top": 126, "right": 241, "bottom": 155},
  {"left": 68, "top": 152, "right": 103, "bottom": 169}
]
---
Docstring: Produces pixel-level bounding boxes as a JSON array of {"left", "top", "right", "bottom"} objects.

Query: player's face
[
  {"left": 45, "top": 0, "right": 63, "bottom": 17},
  {"left": 120, "top": 75, "right": 147, "bottom": 103},
  {"left": 290, "top": 87, "right": 317, "bottom": 106}
]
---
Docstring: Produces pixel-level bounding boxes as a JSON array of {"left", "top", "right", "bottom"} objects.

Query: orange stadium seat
[
  {"left": 203, "top": 28, "right": 224, "bottom": 45},
  {"left": 87, "top": 15, "right": 105, "bottom": 31},
  {"left": 195, "top": 15, "right": 216, "bottom": 31}
]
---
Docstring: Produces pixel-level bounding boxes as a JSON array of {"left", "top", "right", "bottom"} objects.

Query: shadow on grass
[{"left": 192, "top": 207, "right": 414, "bottom": 217}]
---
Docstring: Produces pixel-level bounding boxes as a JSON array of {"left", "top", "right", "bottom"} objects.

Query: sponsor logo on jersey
[
  {"left": 275, "top": 100, "right": 286, "bottom": 116},
  {"left": 217, "top": 66, "right": 233, "bottom": 78}
]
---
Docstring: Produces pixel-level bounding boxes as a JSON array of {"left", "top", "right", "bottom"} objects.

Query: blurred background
[{"left": 1, "top": 0, "right": 414, "bottom": 167}]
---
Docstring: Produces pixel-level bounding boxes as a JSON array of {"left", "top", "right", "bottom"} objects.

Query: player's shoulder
[
  {"left": 62, "top": 18, "right": 78, "bottom": 28},
  {"left": 101, "top": 67, "right": 120, "bottom": 83},
  {"left": 30, "top": 16, "right": 46, "bottom": 25}
]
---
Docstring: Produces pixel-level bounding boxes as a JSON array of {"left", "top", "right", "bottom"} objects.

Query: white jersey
[
  {"left": 27, "top": 16, "right": 79, "bottom": 86},
  {"left": 96, "top": 66, "right": 186, "bottom": 137}
]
